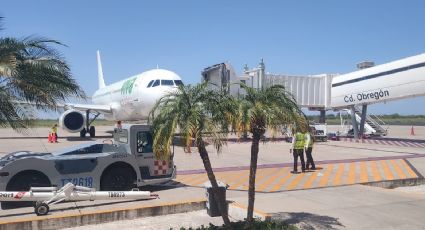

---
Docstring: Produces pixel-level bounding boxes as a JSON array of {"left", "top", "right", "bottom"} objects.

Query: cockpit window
[
  {"left": 174, "top": 80, "right": 184, "bottom": 86},
  {"left": 147, "top": 80, "right": 154, "bottom": 88},
  {"left": 152, "top": 80, "right": 160, "bottom": 87},
  {"left": 161, "top": 80, "right": 174, "bottom": 86}
]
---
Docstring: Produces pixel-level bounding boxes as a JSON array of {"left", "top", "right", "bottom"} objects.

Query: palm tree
[
  {"left": 0, "top": 17, "right": 85, "bottom": 130},
  {"left": 149, "top": 83, "right": 234, "bottom": 227},
  {"left": 234, "top": 84, "right": 308, "bottom": 225}
]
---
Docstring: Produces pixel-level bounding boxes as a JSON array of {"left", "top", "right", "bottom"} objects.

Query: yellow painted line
[
  {"left": 302, "top": 165, "right": 321, "bottom": 189},
  {"left": 217, "top": 170, "right": 247, "bottom": 186},
  {"left": 370, "top": 161, "right": 382, "bottom": 182},
  {"left": 380, "top": 160, "right": 394, "bottom": 181},
  {"left": 286, "top": 172, "right": 306, "bottom": 190},
  {"left": 332, "top": 163, "right": 345, "bottom": 186},
  {"left": 389, "top": 160, "right": 407, "bottom": 179},
  {"left": 359, "top": 161, "right": 369, "bottom": 183},
  {"left": 257, "top": 167, "right": 289, "bottom": 192},
  {"left": 240, "top": 167, "right": 280, "bottom": 191},
  {"left": 269, "top": 168, "right": 293, "bottom": 192},
  {"left": 400, "top": 159, "right": 418, "bottom": 178},
  {"left": 176, "top": 173, "right": 204, "bottom": 184},
  {"left": 318, "top": 164, "right": 334, "bottom": 187},
  {"left": 183, "top": 174, "right": 209, "bottom": 186},
  {"left": 0, "top": 198, "right": 206, "bottom": 225},
  {"left": 347, "top": 162, "right": 356, "bottom": 184},
  {"left": 228, "top": 171, "right": 251, "bottom": 190},
  {"left": 175, "top": 174, "right": 194, "bottom": 184}
]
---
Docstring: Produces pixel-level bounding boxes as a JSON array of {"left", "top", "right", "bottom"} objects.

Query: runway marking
[
  {"left": 318, "top": 164, "right": 334, "bottom": 187},
  {"left": 370, "top": 161, "right": 382, "bottom": 181},
  {"left": 269, "top": 168, "right": 293, "bottom": 192},
  {"left": 338, "top": 138, "right": 425, "bottom": 148},
  {"left": 332, "top": 163, "right": 345, "bottom": 186},
  {"left": 257, "top": 167, "right": 289, "bottom": 192},
  {"left": 241, "top": 167, "right": 279, "bottom": 190},
  {"left": 286, "top": 172, "right": 305, "bottom": 190},
  {"left": 347, "top": 162, "right": 357, "bottom": 184},
  {"left": 389, "top": 159, "right": 406, "bottom": 179},
  {"left": 380, "top": 160, "right": 394, "bottom": 181},
  {"left": 302, "top": 166, "right": 321, "bottom": 189},
  {"left": 400, "top": 160, "right": 418, "bottom": 178},
  {"left": 174, "top": 158, "right": 419, "bottom": 192},
  {"left": 359, "top": 161, "right": 369, "bottom": 183}
]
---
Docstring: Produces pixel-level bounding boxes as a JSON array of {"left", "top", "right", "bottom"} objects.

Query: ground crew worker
[
  {"left": 305, "top": 129, "right": 316, "bottom": 170},
  {"left": 290, "top": 128, "right": 306, "bottom": 173},
  {"left": 51, "top": 124, "right": 58, "bottom": 143}
]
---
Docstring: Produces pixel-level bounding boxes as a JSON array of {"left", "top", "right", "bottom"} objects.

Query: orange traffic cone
[{"left": 411, "top": 126, "right": 415, "bottom": 136}]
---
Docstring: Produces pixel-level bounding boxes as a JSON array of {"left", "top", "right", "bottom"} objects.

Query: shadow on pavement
[{"left": 271, "top": 212, "right": 344, "bottom": 230}]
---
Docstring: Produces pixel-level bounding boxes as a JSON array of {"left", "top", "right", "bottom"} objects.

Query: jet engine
[{"left": 59, "top": 110, "right": 86, "bottom": 133}]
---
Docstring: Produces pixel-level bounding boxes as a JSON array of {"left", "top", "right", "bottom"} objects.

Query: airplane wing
[
  {"left": 13, "top": 100, "right": 112, "bottom": 114},
  {"left": 62, "top": 103, "right": 112, "bottom": 114}
]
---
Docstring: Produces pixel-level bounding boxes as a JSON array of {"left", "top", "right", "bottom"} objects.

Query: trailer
[{"left": 0, "top": 183, "right": 157, "bottom": 215}]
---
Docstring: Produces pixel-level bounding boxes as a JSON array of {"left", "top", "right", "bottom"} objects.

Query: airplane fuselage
[{"left": 92, "top": 69, "right": 182, "bottom": 121}]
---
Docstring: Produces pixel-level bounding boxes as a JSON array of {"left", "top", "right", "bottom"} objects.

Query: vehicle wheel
[
  {"left": 2, "top": 171, "right": 50, "bottom": 210},
  {"left": 89, "top": 126, "right": 96, "bottom": 137},
  {"left": 80, "top": 128, "right": 87, "bottom": 137},
  {"left": 100, "top": 166, "right": 136, "bottom": 191},
  {"left": 34, "top": 203, "right": 49, "bottom": 216}
]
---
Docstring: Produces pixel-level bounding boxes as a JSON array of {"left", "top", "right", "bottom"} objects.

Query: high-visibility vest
[
  {"left": 305, "top": 133, "right": 313, "bottom": 148},
  {"left": 51, "top": 126, "right": 57, "bottom": 134},
  {"left": 294, "top": 132, "right": 305, "bottom": 149}
]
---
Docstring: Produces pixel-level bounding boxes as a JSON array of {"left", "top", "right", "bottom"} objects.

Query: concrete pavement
[{"left": 0, "top": 125, "right": 424, "bottom": 229}]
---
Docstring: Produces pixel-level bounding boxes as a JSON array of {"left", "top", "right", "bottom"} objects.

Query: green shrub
[{"left": 174, "top": 219, "right": 297, "bottom": 230}]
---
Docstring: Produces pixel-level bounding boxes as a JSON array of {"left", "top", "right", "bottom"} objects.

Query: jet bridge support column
[
  {"left": 359, "top": 105, "right": 368, "bottom": 138},
  {"left": 319, "top": 110, "right": 326, "bottom": 123},
  {"left": 350, "top": 105, "right": 359, "bottom": 140}
]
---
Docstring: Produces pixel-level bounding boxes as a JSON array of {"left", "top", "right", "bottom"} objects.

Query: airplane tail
[{"left": 97, "top": 50, "right": 106, "bottom": 89}]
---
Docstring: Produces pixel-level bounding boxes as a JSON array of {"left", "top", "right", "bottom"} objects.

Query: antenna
[{"left": 97, "top": 50, "right": 106, "bottom": 89}]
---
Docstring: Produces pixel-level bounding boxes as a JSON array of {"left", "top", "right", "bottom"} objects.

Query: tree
[
  {"left": 149, "top": 82, "right": 234, "bottom": 227},
  {"left": 233, "top": 84, "right": 308, "bottom": 225},
  {"left": 0, "top": 17, "right": 85, "bottom": 130}
]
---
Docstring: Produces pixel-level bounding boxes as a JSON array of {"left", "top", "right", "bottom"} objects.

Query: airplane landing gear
[{"left": 80, "top": 110, "right": 100, "bottom": 138}]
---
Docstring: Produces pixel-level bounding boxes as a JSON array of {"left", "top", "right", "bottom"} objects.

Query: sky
[{"left": 1, "top": 0, "right": 425, "bottom": 115}]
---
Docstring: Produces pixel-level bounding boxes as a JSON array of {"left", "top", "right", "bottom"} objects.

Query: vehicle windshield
[{"left": 52, "top": 143, "right": 122, "bottom": 156}]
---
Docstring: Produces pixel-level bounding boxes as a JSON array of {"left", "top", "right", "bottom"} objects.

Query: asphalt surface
[{"left": 0, "top": 125, "right": 424, "bottom": 229}]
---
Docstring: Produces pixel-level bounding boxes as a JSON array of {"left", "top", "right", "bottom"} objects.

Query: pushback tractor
[{"left": 0, "top": 124, "right": 176, "bottom": 210}]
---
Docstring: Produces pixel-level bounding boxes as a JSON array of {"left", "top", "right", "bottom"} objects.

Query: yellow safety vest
[
  {"left": 51, "top": 126, "right": 57, "bottom": 134},
  {"left": 294, "top": 132, "right": 305, "bottom": 149},
  {"left": 306, "top": 133, "right": 313, "bottom": 148}
]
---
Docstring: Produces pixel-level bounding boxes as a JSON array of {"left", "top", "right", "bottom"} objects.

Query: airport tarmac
[{"left": 0, "top": 125, "right": 424, "bottom": 229}]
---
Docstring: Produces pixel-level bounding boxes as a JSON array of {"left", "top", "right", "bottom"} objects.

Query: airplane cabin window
[
  {"left": 174, "top": 80, "right": 184, "bottom": 86},
  {"left": 161, "top": 80, "right": 174, "bottom": 86},
  {"left": 147, "top": 80, "right": 154, "bottom": 88},
  {"left": 152, "top": 80, "right": 160, "bottom": 87}
]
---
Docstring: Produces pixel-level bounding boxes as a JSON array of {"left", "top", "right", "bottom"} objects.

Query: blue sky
[{"left": 1, "top": 1, "right": 425, "bottom": 115}]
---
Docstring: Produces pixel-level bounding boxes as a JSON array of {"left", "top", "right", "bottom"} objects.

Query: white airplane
[{"left": 59, "top": 51, "right": 183, "bottom": 137}]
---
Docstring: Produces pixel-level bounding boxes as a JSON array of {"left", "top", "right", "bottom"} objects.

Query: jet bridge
[{"left": 202, "top": 52, "right": 425, "bottom": 137}]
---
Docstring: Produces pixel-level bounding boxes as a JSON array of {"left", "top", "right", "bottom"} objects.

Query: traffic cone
[
  {"left": 411, "top": 126, "right": 415, "bottom": 136},
  {"left": 48, "top": 133, "right": 52, "bottom": 143}
]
